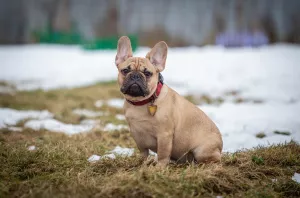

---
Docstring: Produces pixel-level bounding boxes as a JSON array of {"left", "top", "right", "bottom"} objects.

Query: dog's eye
[
  {"left": 121, "top": 68, "right": 130, "bottom": 75},
  {"left": 144, "top": 71, "right": 152, "bottom": 78}
]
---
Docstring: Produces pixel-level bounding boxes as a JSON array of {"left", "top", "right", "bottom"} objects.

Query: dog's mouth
[
  {"left": 121, "top": 82, "right": 149, "bottom": 97},
  {"left": 120, "top": 71, "right": 149, "bottom": 97}
]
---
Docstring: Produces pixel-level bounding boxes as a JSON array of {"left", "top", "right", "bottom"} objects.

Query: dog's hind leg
[{"left": 192, "top": 145, "right": 221, "bottom": 163}]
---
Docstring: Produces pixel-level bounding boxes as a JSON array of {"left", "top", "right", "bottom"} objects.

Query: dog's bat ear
[
  {"left": 115, "top": 36, "right": 133, "bottom": 66},
  {"left": 146, "top": 41, "right": 168, "bottom": 72}
]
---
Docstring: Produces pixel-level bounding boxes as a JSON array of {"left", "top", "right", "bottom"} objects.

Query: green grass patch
[
  {"left": 256, "top": 132, "right": 266, "bottom": 139},
  {"left": 0, "top": 81, "right": 10, "bottom": 86},
  {"left": 185, "top": 94, "right": 224, "bottom": 105},
  {"left": 274, "top": 130, "right": 291, "bottom": 136},
  {"left": 252, "top": 155, "right": 265, "bottom": 165}
]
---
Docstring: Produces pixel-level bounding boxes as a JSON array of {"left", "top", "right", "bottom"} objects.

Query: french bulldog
[{"left": 115, "top": 36, "right": 223, "bottom": 167}]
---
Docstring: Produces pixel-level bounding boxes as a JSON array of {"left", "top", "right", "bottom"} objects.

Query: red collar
[{"left": 126, "top": 82, "right": 163, "bottom": 106}]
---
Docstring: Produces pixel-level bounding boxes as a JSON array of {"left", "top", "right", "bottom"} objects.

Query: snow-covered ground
[
  {"left": 94, "top": 98, "right": 124, "bottom": 109},
  {"left": 104, "top": 123, "right": 128, "bottom": 131},
  {"left": 0, "top": 108, "right": 97, "bottom": 134},
  {"left": 1, "top": 44, "right": 300, "bottom": 102},
  {"left": 201, "top": 102, "right": 300, "bottom": 152},
  {"left": 0, "top": 108, "right": 53, "bottom": 128},
  {"left": 1, "top": 44, "right": 300, "bottom": 152},
  {"left": 87, "top": 146, "right": 134, "bottom": 163},
  {"left": 73, "top": 109, "right": 108, "bottom": 117},
  {"left": 0, "top": 107, "right": 128, "bottom": 134},
  {"left": 25, "top": 118, "right": 94, "bottom": 135}
]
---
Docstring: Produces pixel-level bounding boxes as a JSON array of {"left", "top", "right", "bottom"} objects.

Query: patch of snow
[
  {"left": 149, "top": 150, "right": 158, "bottom": 161},
  {"left": 149, "top": 150, "right": 157, "bottom": 156},
  {"left": 87, "top": 153, "right": 116, "bottom": 163},
  {"left": 25, "top": 118, "right": 93, "bottom": 135},
  {"left": 88, "top": 154, "right": 101, "bottom": 163},
  {"left": 104, "top": 123, "right": 128, "bottom": 131},
  {"left": 27, "top": 145, "right": 36, "bottom": 151},
  {"left": 200, "top": 102, "right": 300, "bottom": 152},
  {"left": 292, "top": 172, "right": 300, "bottom": 183},
  {"left": 80, "top": 119, "right": 99, "bottom": 126},
  {"left": 107, "top": 98, "right": 124, "bottom": 109},
  {"left": 95, "top": 99, "right": 124, "bottom": 109},
  {"left": 73, "top": 108, "right": 107, "bottom": 117},
  {"left": 0, "top": 108, "right": 98, "bottom": 135},
  {"left": 0, "top": 108, "right": 53, "bottom": 128},
  {"left": 109, "top": 146, "right": 134, "bottom": 157},
  {"left": 94, "top": 100, "right": 104, "bottom": 108},
  {"left": 115, "top": 114, "right": 126, "bottom": 120},
  {"left": 271, "top": 178, "right": 277, "bottom": 183},
  {"left": 103, "top": 153, "right": 116, "bottom": 159}
]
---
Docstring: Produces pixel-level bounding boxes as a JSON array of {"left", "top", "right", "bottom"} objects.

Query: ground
[
  {"left": 0, "top": 81, "right": 300, "bottom": 197},
  {"left": 1, "top": 44, "right": 300, "bottom": 197}
]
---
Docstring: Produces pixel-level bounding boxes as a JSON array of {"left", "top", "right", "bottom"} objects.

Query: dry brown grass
[
  {"left": 0, "top": 81, "right": 123, "bottom": 124},
  {"left": 0, "top": 129, "right": 299, "bottom": 198}
]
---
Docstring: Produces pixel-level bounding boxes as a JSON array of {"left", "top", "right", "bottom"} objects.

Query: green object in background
[
  {"left": 40, "top": 32, "right": 82, "bottom": 44},
  {"left": 33, "top": 26, "right": 82, "bottom": 45},
  {"left": 33, "top": 27, "right": 138, "bottom": 51},
  {"left": 82, "top": 35, "right": 138, "bottom": 51}
]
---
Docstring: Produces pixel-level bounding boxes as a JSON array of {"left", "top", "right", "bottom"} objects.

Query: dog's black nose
[{"left": 130, "top": 72, "right": 142, "bottom": 81}]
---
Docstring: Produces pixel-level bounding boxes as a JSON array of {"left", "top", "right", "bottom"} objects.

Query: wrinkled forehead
[{"left": 120, "top": 57, "right": 155, "bottom": 71}]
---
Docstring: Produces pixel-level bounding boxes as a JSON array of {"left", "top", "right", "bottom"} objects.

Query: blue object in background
[{"left": 216, "top": 31, "right": 269, "bottom": 47}]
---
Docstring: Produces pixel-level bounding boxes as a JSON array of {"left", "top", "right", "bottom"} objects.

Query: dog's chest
[
  {"left": 125, "top": 106, "right": 159, "bottom": 149},
  {"left": 125, "top": 107, "right": 158, "bottom": 134}
]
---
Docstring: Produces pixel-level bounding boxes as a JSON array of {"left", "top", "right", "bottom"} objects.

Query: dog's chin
[
  {"left": 124, "top": 94, "right": 149, "bottom": 102},
  {"left": 124, "top": 89, "right": 159, "bottom": 103},
  {"left": 123, "top": 92, "right": 150, "bottom": 102}
]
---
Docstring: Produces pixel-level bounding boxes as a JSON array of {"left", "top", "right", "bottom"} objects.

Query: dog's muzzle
[{"left": 121, "top": 72, "right": 149, "bottom": 97}]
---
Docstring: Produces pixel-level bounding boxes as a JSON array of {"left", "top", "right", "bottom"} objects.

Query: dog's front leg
[{"left": 156, "top": 133, "right": 173, "bottom": 168}]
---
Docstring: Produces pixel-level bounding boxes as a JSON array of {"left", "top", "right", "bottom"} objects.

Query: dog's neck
[{"left": 126, "top": 81, "right": 163, "bottom": 106}]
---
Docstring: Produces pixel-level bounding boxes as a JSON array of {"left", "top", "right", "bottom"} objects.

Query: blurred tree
[{"left": 0, "top": 0, "right": 300, "bottom": 46}]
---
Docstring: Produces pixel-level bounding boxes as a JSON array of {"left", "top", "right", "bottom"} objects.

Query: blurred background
[
  {"left": 1, "top": 2, "right": 300, "bottom": 196},
  {"left": 0, "top": 0, "right": 300, "bottom": 152},
  {"left": 1, "top": 0, "right": 300, "bottom": 47}
]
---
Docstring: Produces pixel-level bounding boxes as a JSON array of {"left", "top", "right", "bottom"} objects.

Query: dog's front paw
[{"left": 156, "top": 159, "right": 169, "bottom": 168}]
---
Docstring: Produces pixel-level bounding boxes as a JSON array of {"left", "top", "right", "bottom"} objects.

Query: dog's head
[{"left": 115, "top": 36, "right": 168, "bottom": 102}]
